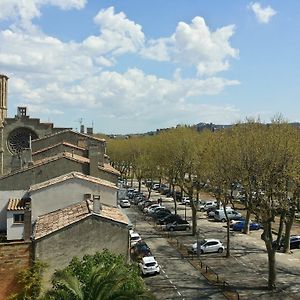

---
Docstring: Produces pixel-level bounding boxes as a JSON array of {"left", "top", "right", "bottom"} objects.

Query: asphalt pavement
[{"left": 124, "top": 186, "right": 300, "bottom": 300}]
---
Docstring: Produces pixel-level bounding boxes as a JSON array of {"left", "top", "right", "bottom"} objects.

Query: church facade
[
  {"left": 0, "top": 74, "right": 70, "bottom": 175},
  {"left": 0, "top": 74, "right": 120, "bottom": 188}
]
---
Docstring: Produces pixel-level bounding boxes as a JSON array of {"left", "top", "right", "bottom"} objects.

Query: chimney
[
  {"left": 88, "top": 144, "right": 103, "bottom": 176},
  {"left": 83, "top": 193, "right": 92, "bottom": 201},
  {"left": 93, "top": 194, "right": 101, "bottom": 214},
  {"left": 80, "top": 124, "right": 84, "bottom": 134},
  {"left": 23, "top": 198, "right": 32, "bottom": 242},
  {"left": 0, "top": 74, "right": 8, "bottom": 121},
  {"left": 87, "top": 127, "right": 93, "bottom": 135}
]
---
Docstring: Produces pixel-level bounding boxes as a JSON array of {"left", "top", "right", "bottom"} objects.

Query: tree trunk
[
  {"left": 173, "top": 185, "right": 177, "bottom": 215},
  {"left": 261, "top": 221, "right": 276, "bottom": 290},
  {"left": 138, "top": 179, "right": 141, "bottom": 193},
  {"left": 191, "top": 203, "right": 197, "bottom": 236},
  {"left": 283, "top": 208, "right": 295, "bottom": 253},
  {"left": 243, "top": 209, "right": 251, "bottom": 234},
  {"left": 275, "top": 210, "right": 286, "bottom": 247},
  {"left": 226, "top": 219, "right": 230, "bottom": 258}
]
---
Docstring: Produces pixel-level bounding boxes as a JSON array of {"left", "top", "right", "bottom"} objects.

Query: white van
[{"left": 214, "top": 208, "right": 242, "bottom": 222}]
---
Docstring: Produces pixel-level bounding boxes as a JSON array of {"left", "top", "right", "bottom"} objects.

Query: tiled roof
[
  {"left": 34, "top": 200, "right": 129, "bottom": 240},
  {"left": 29, "top": 171, "right": 117, "bottom": 193},
  {"left": 32, "top": 142, "right": 86, "bottom": 155},
  {"left": 7, "top": 198, "right": 29, "bottom": 211},
  {"left": 0, "top": 152, "right": 89, "bottom": 179},
  {"left": 99, "top": 163, "right": 120, "bottom": 176},
  {"left": 32, "top": 129, "right": 106, "bottom": 143}
]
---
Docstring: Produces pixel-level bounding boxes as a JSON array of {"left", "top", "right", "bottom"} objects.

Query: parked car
[
  {"left": 214, "top": 209, "right": 242, "bottom": 222},
  {"left": 273, "top": 235, "right": 300, "bottom": 250},
  {"left": 130, "top": 231, "right": 141, "bottom": 246},
  {"left": 119, "top": 199, "right": 131, "bottom": 208},
  {"left": 232, "top": 221, "right": 260, "bottom": 231},
  {"left": 229, "top": 217, "right": 246, "bottom": 227},
  {"left": 139, "top": 256, "right": 160, "bottom": 276},
  {"left": 149, "top": 209, "right": 171, "bottom": 219},
  {"left": 199, "top": 201, "right": 217, "bottom": 212},
  {"left": 192, "top": 239, "right": 225, "bottom": 254},
  {"left": 147, "top": 206, "right": 166, "bottom": 215},
  {"left": 152, "top": 183, "right": 160, "bottom": 190},
  {"left": 131, "top": 241, "right": 152, "bottom": 259},
  {"left": 166, "top": 219, "right": 190, "bottom": 231},
  {"left": 157, "top": 214, "right": 183, "bottom": 225},
  {"left": 143, "top": 204, "right": 161, "bottom": 214},
  {"left": 180, "top": 197, "right": 190, "bottom": 205}
]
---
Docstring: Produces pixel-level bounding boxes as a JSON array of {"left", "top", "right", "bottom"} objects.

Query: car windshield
[
  {"left": 131, "top": 236, "right": 140, "bottom": 241},
  {"left": 199, "top": 240, "right": 207, "bottom": 245}
]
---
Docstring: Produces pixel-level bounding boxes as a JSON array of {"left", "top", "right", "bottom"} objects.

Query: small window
[{"left": 13, "top": 214, "right": 24, "bottom": 224}]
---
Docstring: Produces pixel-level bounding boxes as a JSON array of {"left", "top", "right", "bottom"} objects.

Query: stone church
[{"left": 0, "top": 74, "right": 120, "bottom": 189}]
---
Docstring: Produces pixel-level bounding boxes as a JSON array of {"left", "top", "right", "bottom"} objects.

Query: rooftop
[
  {"left": 28, "top": 171, "right": 117, "bottom": 192},
  {"left": 34, "top": 200, "right": 129, "bottom": 240}
]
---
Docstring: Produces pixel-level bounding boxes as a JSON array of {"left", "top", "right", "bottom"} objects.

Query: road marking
[
  {"left": 169, "top": 280, "right": 173, "bottom": 284},
  {"left": 177, "top": 291, "right": 182, "bottom": 296}
]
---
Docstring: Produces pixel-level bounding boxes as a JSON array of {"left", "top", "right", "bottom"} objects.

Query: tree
[
  {"left": 9, "top": 261, "right": 46, "bottom": 300},
  {"left": 43, "top": 250, "right": 154, "bottom": 300}
]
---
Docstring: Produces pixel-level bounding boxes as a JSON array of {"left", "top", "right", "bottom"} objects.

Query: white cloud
[
  {"left": 0, "top": 0, "right": 86, "bottom": 32},
  {"left": 142, "top": 16, "right": 238, "bottom": 76},
  {"left": 82, "top": 7, "right": 145, "bottom": 59},
  {"left": 0, "top": 4, "right": 241, "bottom": 132},
  {"left": 248, "top": 2, "right": 277, "bottom": 24}
]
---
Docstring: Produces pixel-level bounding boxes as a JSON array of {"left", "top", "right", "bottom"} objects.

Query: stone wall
[
  {"left": 2, "top": 117, "right": 68, "bottom": 174},
  {"left": 0, "top": 241, "right": 32, "bottom": 300},
  {"left": 34, "top": 215, "right": 129, "bottom": 288},
  {"left": 32, "top": 130, "right": 105, "bottom": 153},
  {"left": 0, "top": 158, "right": 89, "bottom": 190}
]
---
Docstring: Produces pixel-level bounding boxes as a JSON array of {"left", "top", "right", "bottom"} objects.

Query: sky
[{"left": 0, "top": 0, "right": 299, "bottom": 134}]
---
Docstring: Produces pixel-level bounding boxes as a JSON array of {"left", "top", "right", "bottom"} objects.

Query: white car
[
  {"left": 120, "top": 199, "right": 131, "bottom": 208},
  {"left": 143, "top": 203, "right": 160, "bottom": 214},
  {"left": 181, "top": 197, "right": 190, "bottom": 205},
  {"left": 130, "top": 231, "right": 141, "bottom": 246},
  {"left": 192, "top": 239, "right": 224, "bottom": 254},
  {"left": 139, "top": 256, "right": 160, "bottom": 275}
]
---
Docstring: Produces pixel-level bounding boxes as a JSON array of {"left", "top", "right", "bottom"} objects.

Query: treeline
[{"left": 107, "top": 119, "right": 300, "bottom": 290}]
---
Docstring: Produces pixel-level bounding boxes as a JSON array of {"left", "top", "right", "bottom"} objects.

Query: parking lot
[{"left": 123, "top": 185, "right": 300, "bottom": 300}]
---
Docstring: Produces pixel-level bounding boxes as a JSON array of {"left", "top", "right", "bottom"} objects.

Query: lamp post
[{"left": 184, "top": 202, "right": 187, "bottom": 220}]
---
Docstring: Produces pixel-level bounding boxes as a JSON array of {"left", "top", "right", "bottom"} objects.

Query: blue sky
[{"left": 0, "top": 0, "right": 299, "bottom": 134}]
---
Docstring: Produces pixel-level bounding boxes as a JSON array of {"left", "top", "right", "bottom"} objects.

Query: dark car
[
  {"left": 166, "top": 219, "right": 190, "bottom": 231},
  {"left": 131, "top": 241, "right": 152, "bottom": 261},
  {"left": 157, "top": 214, "right": 183, "bottom": 225},
  {"left": 273, "top": 235, "right": 300, "bottom": 250},
  {"left": 150, "top": 209, "right": 171, "bottom": 220},
  {"left": 232, "top": 221, "right": 260, "bottom": 231}
]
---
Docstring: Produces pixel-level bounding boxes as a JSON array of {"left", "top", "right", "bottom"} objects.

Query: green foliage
[
  {"left": 43, "top": 250, "right": 154, "bottom": 300},
  {"left": 9, "top": 261, "right": 46, "bottom": 300}
]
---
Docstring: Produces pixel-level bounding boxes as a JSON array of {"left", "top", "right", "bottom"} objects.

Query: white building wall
[
  {"left": 7, "top": 210, "right": 24, "bottom": 240},
  {"left": 30, "top": 178, "right": 117, "bottom": 222},
  {"left": 0, "top": 190, "right": 26, "bottom": 231}
]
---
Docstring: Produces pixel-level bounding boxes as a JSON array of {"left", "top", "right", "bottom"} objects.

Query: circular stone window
[{"left": 7, "top": 128, "right": 38, "bottom": 154}]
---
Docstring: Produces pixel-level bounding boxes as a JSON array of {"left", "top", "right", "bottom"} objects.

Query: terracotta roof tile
[
  {"left": 34, "top": 200, "right": 129, "bottom": 240},
  {"left": 29, "top": 172, "right": 117, "bottom": 193},
  {"left": 99, "top": 163, "right": 120, "bottom": 176},
  {"left": 31, "top": 129, "right": 106, "bottom": 143},
  {"left": 7, "top": 198, "right": 30, "bottom": 211}
]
